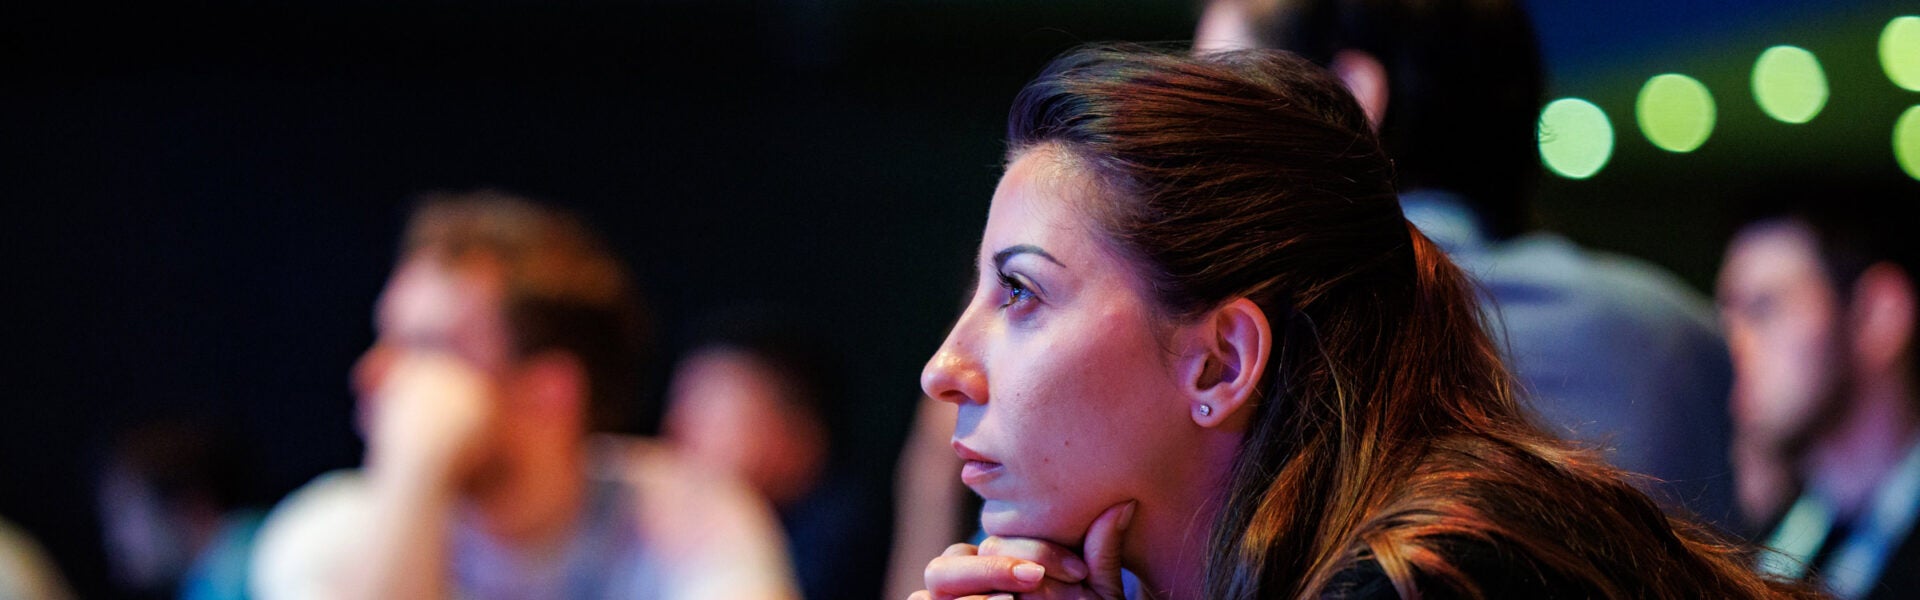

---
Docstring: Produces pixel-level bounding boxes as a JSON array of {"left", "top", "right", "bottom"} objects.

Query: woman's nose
[{"left": 921, "top": 315, "right": 988, "bottom": 406}]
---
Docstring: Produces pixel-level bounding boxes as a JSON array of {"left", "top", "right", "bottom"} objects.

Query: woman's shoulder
[
  {"left": 1319, "top": 536, "right": 1589, "bottom": 600},
  {"left": 1320, "top": 559, "right": 1397, "bottom": 600}
]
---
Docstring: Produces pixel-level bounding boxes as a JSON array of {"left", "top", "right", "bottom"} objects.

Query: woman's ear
[{"left": 1183, "top": 297, "right": 1271, "bottom": 428}]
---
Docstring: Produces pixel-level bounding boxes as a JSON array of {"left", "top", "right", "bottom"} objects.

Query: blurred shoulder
[
  {"left": 0, "top": 517, "right": 75, "bottom": 600},
  {"left": 250, "top": 470, "right": 370, "bottom": 600},
  {"left": 599, "top": 435, "right": 762, "bottom": 509},
  {"left": 1492, "top": 233, "right": 1718, "bottom": 326},
  {"left": 593, "top": 435, "right": 801, "bottom": 600}
]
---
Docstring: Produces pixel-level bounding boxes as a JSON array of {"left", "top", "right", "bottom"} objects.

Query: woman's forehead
[{"left": 984, "top": 148, "right": 1103, "bottom": 256}]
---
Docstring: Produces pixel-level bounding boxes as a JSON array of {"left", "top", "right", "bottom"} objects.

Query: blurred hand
[
  {"left": 363, "top": 351, "right": 498, "bottom": 488},
  {"left": 911, "top": 501, "right": 1133, "bottom": 600}
]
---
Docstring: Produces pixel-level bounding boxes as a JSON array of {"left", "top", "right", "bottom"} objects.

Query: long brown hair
[{"left": 1007, "top": 46, "right": 1809, "bottom": 599}]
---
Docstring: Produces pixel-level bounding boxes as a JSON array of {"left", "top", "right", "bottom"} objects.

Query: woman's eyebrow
[{"left": 992, "top": 244, "right": 1064, "bottom": 270}]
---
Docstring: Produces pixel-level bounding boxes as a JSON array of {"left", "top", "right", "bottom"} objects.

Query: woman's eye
[{"left": 997, "top": 273, "right": 1037, "bottom": 308}]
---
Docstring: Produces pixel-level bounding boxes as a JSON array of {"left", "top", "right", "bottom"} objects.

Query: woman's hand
[{"left": 910, "top": 501, "right": 1135, "bottom": 600}]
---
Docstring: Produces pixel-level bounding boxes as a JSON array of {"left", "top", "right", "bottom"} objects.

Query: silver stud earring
[{"left": 1198, "top": 404, "right": 1213, "bottom": 417}]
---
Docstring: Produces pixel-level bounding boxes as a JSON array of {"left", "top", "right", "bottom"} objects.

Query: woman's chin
[{"left": 980, "top": 500, "right": 1086, "bottom": 546}]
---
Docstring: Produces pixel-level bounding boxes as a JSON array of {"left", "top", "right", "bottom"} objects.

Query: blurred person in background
[
  {"left": 884, "top": 290, "right": 987, "bottom": 600},
  {"left": 1717, "top": 178, "right": 1920, "bottom": 599},
  {"left": 1194, "top": 0, "right": 1737, "bottom": 524},
  {"left": 97, "top": 420, "right": 263, "bottom": 600},
  {"left": 662, "top": 310, "right": 891, "bottom": 600},
  {"left": 1, "top": 516, "right": 74, "bottom": 600},
  {"left": 883, "top": 397, "right": 972, "bottom": 600},
  {"left": 250, "top": 192, "right": 797, "bottom": 600}
]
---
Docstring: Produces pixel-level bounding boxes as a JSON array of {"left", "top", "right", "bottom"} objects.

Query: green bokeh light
[
  {"left": 1897, "top": 105, "right": 1920, "bottom": 181},
  {"left": 1884, "top": 16, "right": 1920, "bottom": 92},
  {"left": 1538, "top": 98, "right": 1613, "bottom": 180},
  {"left": 1636, "top": 74, "right": 1716, "bottom": 153},
  {"left": 1752, "top": 46, "right": 1829, "bottom": 124}
]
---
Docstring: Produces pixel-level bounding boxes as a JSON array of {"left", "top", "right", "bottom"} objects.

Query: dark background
[{"left": 2, "top": 1, "right": 1912, "bottom": 597}]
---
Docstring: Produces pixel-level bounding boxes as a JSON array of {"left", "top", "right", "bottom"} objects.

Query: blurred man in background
[
  {"left": 1718, "top": 180, "right": 1920, "bottom": 600},
  {"left": 250, "top": 192, "right": 797, "bottom": 599},
  {"left": 1195, "top": 0, "right": 1737, "bottom": 524}
]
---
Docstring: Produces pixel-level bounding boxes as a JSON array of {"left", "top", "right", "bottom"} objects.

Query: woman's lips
[
  {"left": 954, "top": 441, "right": 1005, "bottom": 486},
  {"left": 961, "top": 460, "right": 1004, "bottom": 485}
]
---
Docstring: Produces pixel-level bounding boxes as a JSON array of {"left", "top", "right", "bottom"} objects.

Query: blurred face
[
  {"left": 920, "top": 146, "right": 1196, "bottom": 545},
  {"left": 1718, "top": 220, "right": 1843, "bottom": 453},
  {"left": 664, "top": 348, "right": 827, "bottom": 507},
  {"left": 352, "top": 255, "right": 515, "bottom": 454},
  {"left": 1194, "top": 0, "right": 1261, "bottom": 53}
]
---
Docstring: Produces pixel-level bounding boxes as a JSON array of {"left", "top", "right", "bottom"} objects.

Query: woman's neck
[
  {"left": 1125, "top": 509, "right": 1215, "bottom": 600},
  {"left": 1124, "top": 430, "right": 1240, "bottom": 600}
]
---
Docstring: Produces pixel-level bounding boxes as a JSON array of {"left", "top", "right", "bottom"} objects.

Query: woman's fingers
[
  {"left": 976, "top": 535, "right": 1091, "bottom": 583},
  {"left": 923, "top": 553, "right": 1048, "bottom": 599},
  {"left": 1081, "top": 501, "right": 1137, "bottom": 600},
  {"left": 910, "top": 593, "right": 1012, "bottom": 600},
  {"left": 923, "top": 504, "right": 1134, "bottom": 600}
]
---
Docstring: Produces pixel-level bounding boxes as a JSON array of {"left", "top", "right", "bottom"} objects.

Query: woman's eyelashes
[{"left": 996, "top": 271, "right": 1039, "bottom": 309}]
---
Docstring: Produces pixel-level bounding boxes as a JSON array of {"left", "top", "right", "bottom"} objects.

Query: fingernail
[
  {"left": 1012, "top": 562, "right": 1045, "bottom": 584},
  {"left": 1120, "top": 501, "right": 1138, "bottom": 530},
  {"left": 1063, "top": 554, "right": 1090, "bottom": 580}
]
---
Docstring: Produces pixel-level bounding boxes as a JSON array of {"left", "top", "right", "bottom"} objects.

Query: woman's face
[{"left": 921, "top": 145, "right": 1200, "bottom": 545}]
